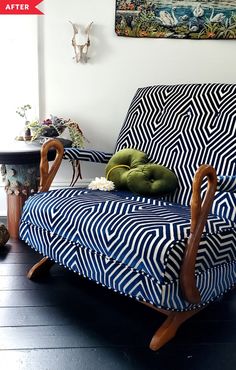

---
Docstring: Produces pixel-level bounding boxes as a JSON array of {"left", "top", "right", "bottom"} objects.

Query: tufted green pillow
[
  {"left": 127, "top": 164, "right": 178, "bottom": 196},
  {"left": 106, "top": 149, "right": 178, "bottom": 196},
  {"left": 105, "top": 149, "right": 148, "bottom": 189}
]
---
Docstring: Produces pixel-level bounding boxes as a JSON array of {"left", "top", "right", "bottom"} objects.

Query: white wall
[
  {"left": 0, "top": 16, "right": 39, "bottom": 137},
  {"left": 1, "top": 0, "right": 236, "bottom": 215},
  {"left": 0, "top": 16, "right": 39, "bottom": 215}
]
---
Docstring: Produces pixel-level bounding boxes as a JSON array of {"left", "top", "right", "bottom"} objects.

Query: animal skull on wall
[{"left": 69, "top": 21, "right": 93, "bottom": 64}]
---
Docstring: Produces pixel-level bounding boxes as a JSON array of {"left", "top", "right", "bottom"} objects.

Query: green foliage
[
  {"left": 26, "top": 115, "right": 86, "bottom": 148},
  {"left": 66, "top": 121, "right": 85, "bottom": 148},
  {"left": 16, "top": 105, "right": 31, "bottom": 120},
  {"left": 198, "top": 15, "right": 236, "bottom": 39}
]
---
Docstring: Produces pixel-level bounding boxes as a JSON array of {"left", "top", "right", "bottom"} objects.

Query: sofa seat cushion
[
  {"left": 20, "top": 222, "right": 236, "bottom": 311},
  {"left": 20, "top": 188, "right": 236, "bottom": 285}
]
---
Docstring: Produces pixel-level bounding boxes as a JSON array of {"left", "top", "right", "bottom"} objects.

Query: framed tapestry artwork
[{"left": 115, "top": 1, "right": 236, "bottom": 39}]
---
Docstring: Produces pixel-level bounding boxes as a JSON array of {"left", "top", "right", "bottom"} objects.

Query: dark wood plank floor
[{"left": 0, "top": 228, "right": 236, "bottom": 369}]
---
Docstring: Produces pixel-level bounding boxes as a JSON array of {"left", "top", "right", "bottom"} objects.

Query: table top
[{"left": 0, "top": 139, "right": 56, "bottom": 164}]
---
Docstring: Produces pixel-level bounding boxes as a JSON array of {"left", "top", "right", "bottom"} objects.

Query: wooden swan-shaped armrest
[
  {"left": 180, "top": 164, "right": 217, "bottom": 304},
  {"left": 39, "top": 139, "right": 64, "bottom": 192}
]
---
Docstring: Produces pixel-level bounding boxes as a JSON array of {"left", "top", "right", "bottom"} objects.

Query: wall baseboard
[
  {"left": 0, "top": 216, "right": 7, "bottom": 224},
  {"left": 0, "top": 180, "right": 91, "bottom": 216},
  {"left": 50, "top": 180, "right": 91, "bottom": 188},
  {"left": 0, "top": 183, "right": 6, "bottom": 217}
]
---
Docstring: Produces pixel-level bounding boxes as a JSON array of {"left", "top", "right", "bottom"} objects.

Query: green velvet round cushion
[
  {"left": 105, "top": 149, "right": 148, "bottom": 189},
  {"left": 127, "top": 164, "right": 178, "bottom": 196},
  {"left": 106, "top": 149, "right": 178, "bottom": 196}
]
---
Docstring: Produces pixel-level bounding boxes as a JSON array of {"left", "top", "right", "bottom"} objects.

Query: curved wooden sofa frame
[{"left": 27, "top": 139, "right": 217, "bottom": 350}]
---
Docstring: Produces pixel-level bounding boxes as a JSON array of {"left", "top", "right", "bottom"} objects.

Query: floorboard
[
  {"left": 0, "top": 306, "right": 74, "bottom": 326},
  {"left": 0, "top": 345, "right": 235, "bottom": 370},
  {"left": 0, "top": 237, "right": 235, "bottom": 370},
  {"left": 0, "top": 252, "right": 42, "bottom": 264}
]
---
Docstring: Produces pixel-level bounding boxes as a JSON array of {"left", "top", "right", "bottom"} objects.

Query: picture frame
[{"left": 115, "top": 1, "right": 236, "bottom": 39}]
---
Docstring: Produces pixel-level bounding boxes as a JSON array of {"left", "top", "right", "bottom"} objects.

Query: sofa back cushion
[{"left": 115, "top": 84, "right": 236, "bottom": 205}]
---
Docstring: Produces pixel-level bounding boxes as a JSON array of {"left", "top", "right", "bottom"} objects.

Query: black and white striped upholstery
[
  {"left": 20, "top": 83, "right": 236, "bottom": 311},
  {"left": 116, "top": 84, "right": 236, "bottom": 219},
  {"left": 20, "top": 188, "right": 236, "bottom": 310},
  {"left": 64, "top": 148, "right": 112, "bottom": 163}
]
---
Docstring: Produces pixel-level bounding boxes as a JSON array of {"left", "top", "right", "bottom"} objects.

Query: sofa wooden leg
[
  {"left": 27, "top": 257, "right": 55, "bottom": 280},
  {"left": 149, "top": 309, "right": 201, "bottom": 351}
]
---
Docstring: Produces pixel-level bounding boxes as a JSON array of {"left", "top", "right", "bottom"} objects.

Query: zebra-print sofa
[{"left": 19, "top": 83, "right": 236, "bottom": 350}]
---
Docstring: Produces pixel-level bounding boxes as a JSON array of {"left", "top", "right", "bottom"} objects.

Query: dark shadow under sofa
[{"left": 19, "top": 83, "right": 236, "bottom": 350}]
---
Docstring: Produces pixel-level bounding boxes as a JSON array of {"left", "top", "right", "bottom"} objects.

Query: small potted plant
[
  {"left": 16, "top": 104, "right": 32, "bottom": 141},
  {"left": 15, "top": 103, "right": 87, "bottom": 148},
  {"left": 27, "top": 115, "right": 87, "bottom": 148}
]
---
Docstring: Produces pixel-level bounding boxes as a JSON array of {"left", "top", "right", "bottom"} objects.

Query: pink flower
[{"left": 42, "top": 119, "right": 53, "bottom": 126}]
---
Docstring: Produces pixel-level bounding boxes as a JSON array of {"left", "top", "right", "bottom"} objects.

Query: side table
[{"left": 0, "top": 140, "right": 56, "bottom": 239}]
